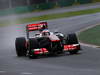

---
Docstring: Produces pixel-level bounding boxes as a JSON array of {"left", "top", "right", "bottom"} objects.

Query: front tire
[
  {"left": 66, "top": 33, "right": 79, "bottom": 54},
  {"left": 28, "top": 38, "right": 39, "bottom": 59},
  {"left": 66, "top": 33, "right": 78, "bottom": 44}
]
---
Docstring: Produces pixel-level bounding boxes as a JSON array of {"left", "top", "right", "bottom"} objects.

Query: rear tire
[{"left": 15, "top": 37, "right": 27, "bottom": 57}]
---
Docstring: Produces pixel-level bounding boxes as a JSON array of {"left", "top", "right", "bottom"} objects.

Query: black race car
[{"left": 15, "top": 22, "right": 81, "bottom": 58}]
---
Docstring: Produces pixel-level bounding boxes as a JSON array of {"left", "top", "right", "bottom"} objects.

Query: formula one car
[{"left": 15, "top": 21, "right": 81, "bottom": 58}]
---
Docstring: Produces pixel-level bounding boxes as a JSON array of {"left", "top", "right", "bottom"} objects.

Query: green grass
[
  {"left": 78, "top": 25, "right": 100, "bottom": 46},
  {"left": 1, "top": 8, "right": 100, "bottom": 26}
]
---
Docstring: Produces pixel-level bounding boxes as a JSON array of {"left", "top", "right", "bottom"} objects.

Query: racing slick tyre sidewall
[
  {"left": 15, "top": 37, "right": 27, "bottom": 57},
  {"left": 66, "top": 33, "right": 79, "bottom": 54},
  {"left": 28, "top": 38, "right": 39, "bottom": 59},
  {"left": 66, "top": 33, "right": 78, "bottom": 44}
]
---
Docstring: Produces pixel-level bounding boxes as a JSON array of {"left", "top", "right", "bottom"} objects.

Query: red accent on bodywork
[
  {"left": 27, "top": 23, "right": 47, "bottom": 31},
  {"left": 27, "top": 24, "right": 42, "bottom": 31},
  {"left": 28, "top": 27, "right": 41, "bottom": 31},
  {"left": 51, "top": 40, "right": 60, "bottom": 42},
  {"left": 41, "top": 48, "right": 48, "bottom": 53},
  {"left": 39, "top": 22, "right": 47, "bottom": 26},
  {"left": 27, "top": 24, "right": 40, "bottom": 27},
  {"left": 34, "top": 51, "right": 42, "bottom": 54},
  {"left": 34, "top": 48, "right": 48, "bottom": 54},
  {"left": 64, "top": 45, "right": 77, "bottom": 51}
]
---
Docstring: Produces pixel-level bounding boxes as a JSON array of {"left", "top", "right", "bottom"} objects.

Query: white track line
[
  {"left": 0, "top": 71, "right": 6, "bottom": 73},
  {"left": 21, "top": 72, "right": 32, "bottom": 75},
  {"left": 76, "top": 24, "right": 100, "bottom": 48}
]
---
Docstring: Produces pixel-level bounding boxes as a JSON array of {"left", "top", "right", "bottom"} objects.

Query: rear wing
[
  {"left": 26, "top": 22, "right": 48, "bottom": 38},
  {"left": 26, "top": 22, "right": 48, "bottom": 32}
]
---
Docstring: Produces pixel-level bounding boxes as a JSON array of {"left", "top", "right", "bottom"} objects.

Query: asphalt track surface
[{"left": 0, "top": 13, "right": 100, "bottom": 75}]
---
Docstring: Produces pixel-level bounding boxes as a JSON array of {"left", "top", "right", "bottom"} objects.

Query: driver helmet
[{"left": 41, "top": 29, "right": 50, "bottom": 36}]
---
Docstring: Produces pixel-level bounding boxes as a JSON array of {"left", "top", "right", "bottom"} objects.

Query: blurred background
[
  {"left": 0, "top": 1, "right": 100, "bottom": 75},
  {"left": 0, "top": 0, "right": 100, "bottom": 16}
]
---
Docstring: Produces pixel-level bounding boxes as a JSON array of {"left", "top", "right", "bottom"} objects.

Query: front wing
[{"left": 31, "top": 44, "right": 80, "bottom": 55}]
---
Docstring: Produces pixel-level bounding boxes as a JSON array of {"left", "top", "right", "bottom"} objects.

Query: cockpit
[{"left": 41, "top": 29, "right": 50, "bottom": 36}]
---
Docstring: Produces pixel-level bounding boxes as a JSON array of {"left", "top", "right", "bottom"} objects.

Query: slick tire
[
  {"left": 28, "top": 38, "right": 39, "bottom": 59},
  {"left": 66, "top": 33, "right": 79, "bottom": 54},
  {"left": 15, "top": 37, "right": 27, "bottom": 57},
  {"left": 29, "top": 38, "right": 39, "bottom": 49},
  {"left": 66, "top": 33, "right": 78, "bottom": 44}
]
